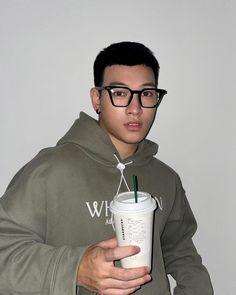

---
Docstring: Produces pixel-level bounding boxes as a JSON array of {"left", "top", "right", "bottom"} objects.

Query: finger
[
  {"left": 110, "top": 265, "right": 151, "bottom": 281},
  {"left": 103, "top": 274, "right": 152, "bottom": 289},
  {"left": 98, "top": 238, "right": 118, "bottom": 249},
  {"left": 104, "top": 245, "right": 140, "bottom": 262},
  {"left": 100, "top": 286, "right": 140, "bottom": 295}
]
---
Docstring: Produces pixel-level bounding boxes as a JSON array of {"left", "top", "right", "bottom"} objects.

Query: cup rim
[{"left": 110, "top": 191, "right": 157, "bottom": 214}]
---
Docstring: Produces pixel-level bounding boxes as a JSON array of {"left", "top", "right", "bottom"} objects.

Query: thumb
[{"left": 97, "top": 237, "right": 118, "bottom": 249}]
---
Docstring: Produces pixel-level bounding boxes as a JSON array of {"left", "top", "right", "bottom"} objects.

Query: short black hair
[{"left": 93, "top": 41, "right": 160, "bottom": 87}]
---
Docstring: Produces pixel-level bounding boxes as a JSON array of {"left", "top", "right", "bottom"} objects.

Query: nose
[{"left": 126, "top": 93, "right": 142, "bottom": 115}]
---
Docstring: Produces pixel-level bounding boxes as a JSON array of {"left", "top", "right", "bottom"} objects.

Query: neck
[{"left": 112, "top": 140, "right": 138, "bottom": 160}]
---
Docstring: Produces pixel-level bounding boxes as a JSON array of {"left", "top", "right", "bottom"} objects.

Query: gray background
[{"left": 0, "top": 0, "right": 235, "bottom": 294}]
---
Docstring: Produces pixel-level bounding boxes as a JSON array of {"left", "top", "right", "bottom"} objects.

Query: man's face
[{"left": 91, "top": 64, "right": 157, "bottom": 157}]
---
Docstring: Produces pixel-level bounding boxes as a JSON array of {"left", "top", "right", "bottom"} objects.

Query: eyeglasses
[{"left": 96, "top": 86, "right": 167, "bottom": 108}]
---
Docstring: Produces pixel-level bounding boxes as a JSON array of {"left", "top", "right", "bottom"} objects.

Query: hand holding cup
[{"left": 77, "top": 238, "right": 152, "bottom": 295}]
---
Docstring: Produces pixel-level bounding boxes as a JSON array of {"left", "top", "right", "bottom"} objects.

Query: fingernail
[{"left": 135, "top": 246, "right": 140, "bottom": 252}]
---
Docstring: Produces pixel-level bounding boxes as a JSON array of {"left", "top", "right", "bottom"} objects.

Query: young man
[{"left": 0, "top": 42, "right": 213, "bottom": 294}]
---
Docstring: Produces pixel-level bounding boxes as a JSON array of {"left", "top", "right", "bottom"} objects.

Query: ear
[{"left": 90, "top": 87, "right": 101, "bottom": 114}]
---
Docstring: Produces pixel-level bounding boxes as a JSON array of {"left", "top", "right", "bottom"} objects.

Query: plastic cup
[{"left": 109, "top": 191, "right": 157, "bottom": 268}]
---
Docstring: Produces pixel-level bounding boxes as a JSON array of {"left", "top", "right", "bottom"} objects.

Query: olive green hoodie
[{"left": 0, "top": 112, "right": 213, "bottom": 295}]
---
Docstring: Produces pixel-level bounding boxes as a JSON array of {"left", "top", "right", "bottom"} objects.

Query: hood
[{"left": 57, "top": 112, "right": 158, "bottom": 167}]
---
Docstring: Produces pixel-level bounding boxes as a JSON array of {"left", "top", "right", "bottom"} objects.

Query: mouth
[{"left": 124, "top": 121, "right": 143, "bottom": 131}]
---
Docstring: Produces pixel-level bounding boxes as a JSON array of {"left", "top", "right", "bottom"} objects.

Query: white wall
[{"left": 0, "top": 1, "right": 235, "bottom": 294}]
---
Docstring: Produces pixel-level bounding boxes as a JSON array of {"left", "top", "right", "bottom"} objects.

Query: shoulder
[
  {"left": 151, "top": 156, "right": 182, "bottom": 182},
  {"left": 5, "top": 143, "right": 83, "bottom": 190}
]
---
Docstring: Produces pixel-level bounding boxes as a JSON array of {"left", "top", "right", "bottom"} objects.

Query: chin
[{"left": 124, "top": 136, "right": 145, "bottom": 145}]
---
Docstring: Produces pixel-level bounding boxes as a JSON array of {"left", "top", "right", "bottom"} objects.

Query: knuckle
[
  {"left": 119, "top": 280, "right": 130, "bottom": 289},
  {"left": 110, "top": 247, "right": 119, "bottom": 259},
  {"left": 97, "top": 280, "right": 105, "bottom": 289},
  {"left": 98, "top": 268, "right": 108, "bottom": 279},
  {"left": 121, "top": 269, "right": 131, "bottom": 281},
  {"left": 96, "top": 279, "right": 107, "bottom": 293}
]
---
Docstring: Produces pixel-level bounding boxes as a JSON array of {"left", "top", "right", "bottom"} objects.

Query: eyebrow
[{"left": 108, "top": 81, "right": 156, "bottom": 87}]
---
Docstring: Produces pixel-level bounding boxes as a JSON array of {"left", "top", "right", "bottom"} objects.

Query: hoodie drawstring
[{"left": 113, "top": 154, "right": 133, "bottom": 195}]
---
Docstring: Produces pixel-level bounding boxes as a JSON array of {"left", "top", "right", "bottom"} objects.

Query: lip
[{"left": 124, "top": 121, "right": 143, "bottom": 131}]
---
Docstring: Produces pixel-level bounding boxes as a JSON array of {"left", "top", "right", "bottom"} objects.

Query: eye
[
  {"left": 111, "top": 88, "right": 128, "bottom": 97},
  {"left": 142, "top": 90, "right": 157, "bottom": 97}
]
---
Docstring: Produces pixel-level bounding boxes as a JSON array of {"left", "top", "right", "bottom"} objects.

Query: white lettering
[
  {"left": 86, "top": 201, "right": 104, "bottom": 218},
  {"left": 105, "top": 201, "right": 110, "bottom": 217},
  {"left": 105, "top": 217, "right": 112, "bottom": 225}
]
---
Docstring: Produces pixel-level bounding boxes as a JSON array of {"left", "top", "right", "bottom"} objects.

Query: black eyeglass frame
[{"left": 96, "top": 86, "right": 167, "bottom": 108}]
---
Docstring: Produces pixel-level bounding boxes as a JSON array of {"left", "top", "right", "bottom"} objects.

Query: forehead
[{"left": 102, "top": 65, "right": 156, "bottom": 87}]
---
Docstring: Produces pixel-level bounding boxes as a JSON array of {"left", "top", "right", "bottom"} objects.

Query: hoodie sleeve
[
  {"left": 161, "top": 174, "right": 214, "bottom": 295},
  {"left": 0, "top": 161, "right": 87, "bottom": 295}
]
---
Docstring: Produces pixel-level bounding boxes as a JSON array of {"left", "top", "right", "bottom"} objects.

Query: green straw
[{"left": 133, "top": 175, "right": 138, "bottom": 203}]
